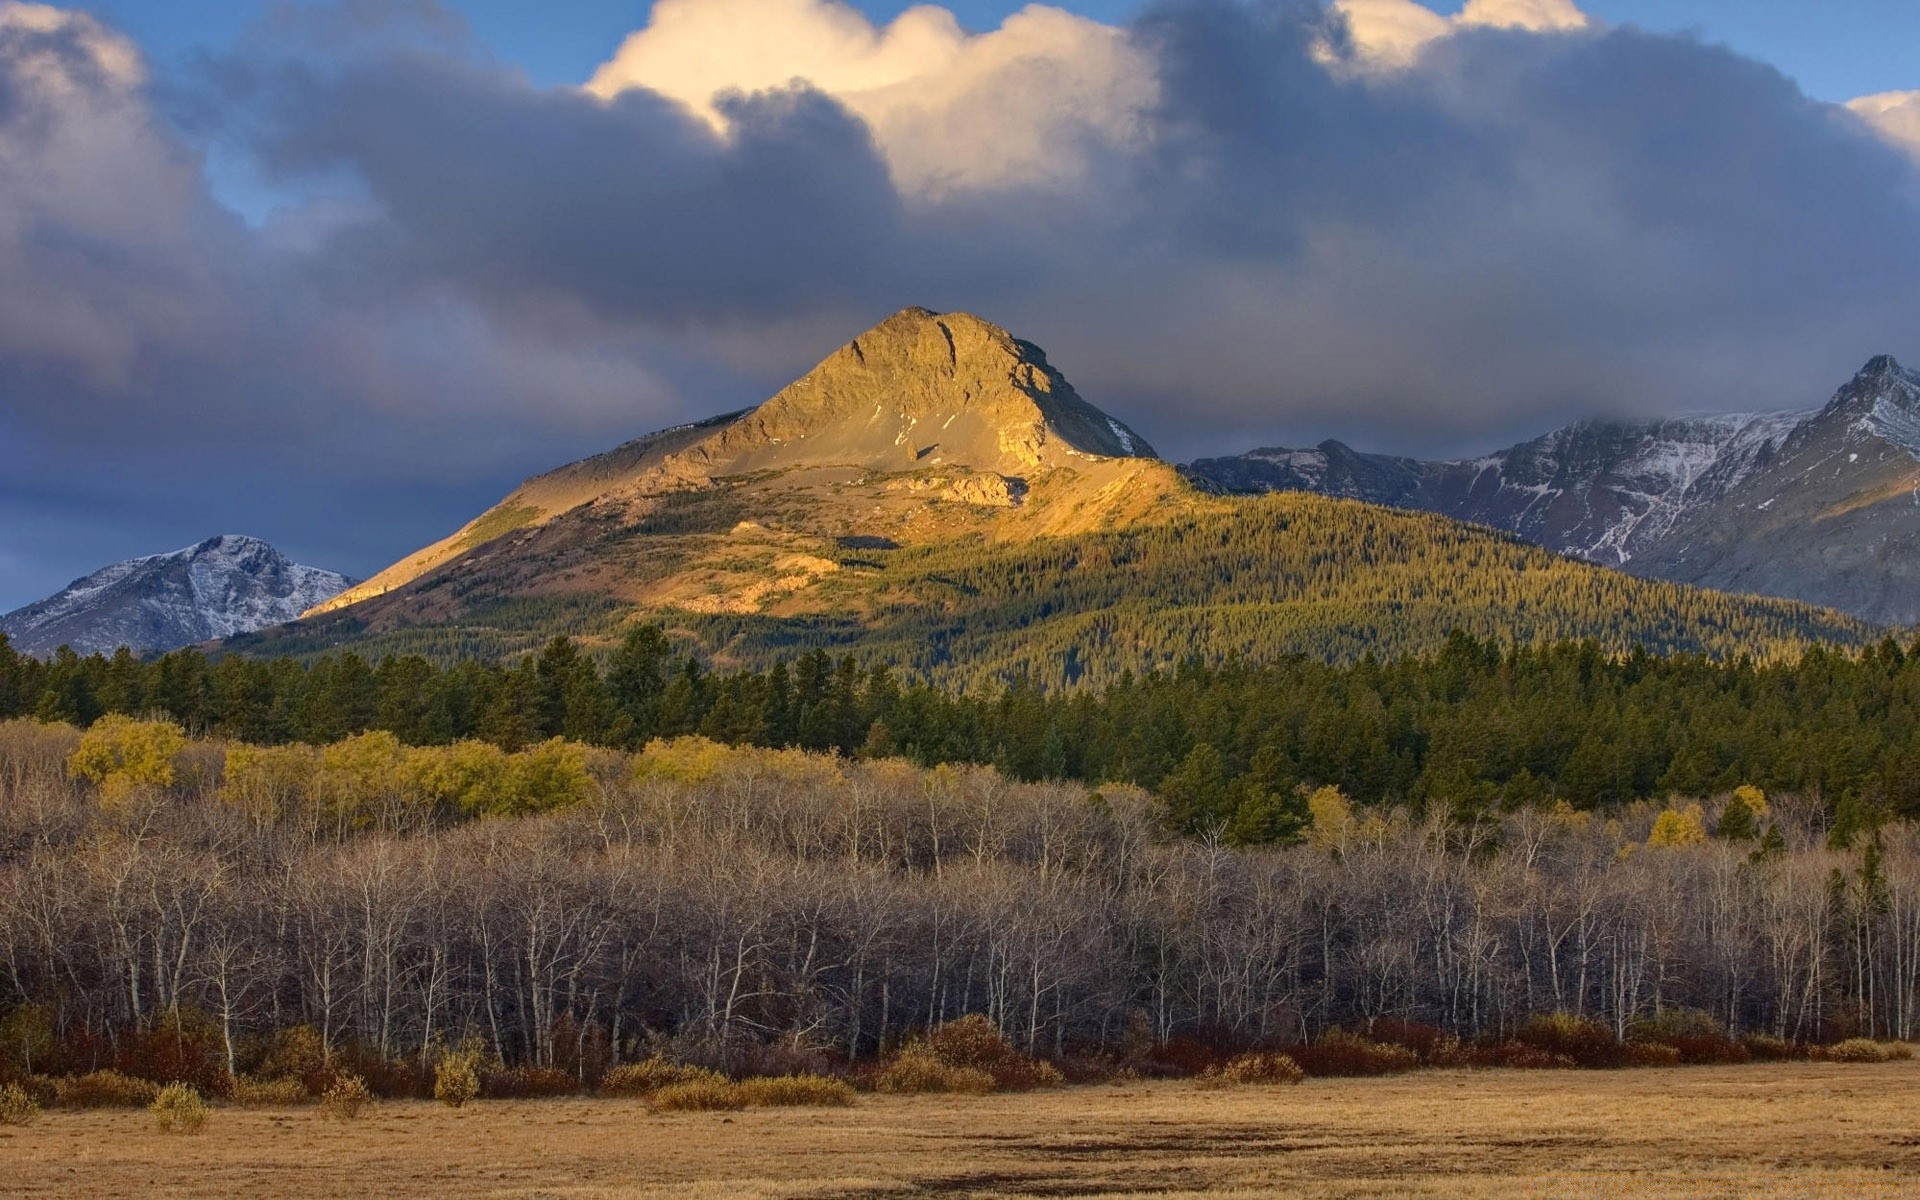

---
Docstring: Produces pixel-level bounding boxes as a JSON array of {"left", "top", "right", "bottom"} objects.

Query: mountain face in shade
[
  {"left": 1, "top": 536, "right": 354, "bottom": 657},
  {"left": 1187, "top": 357, "right": 1920, "bottom": 625}
]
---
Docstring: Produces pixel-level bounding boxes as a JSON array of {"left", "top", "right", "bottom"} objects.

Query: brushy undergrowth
[
  {"left": 320, "top": 1073, "right": 372, "bottom": 1120},
  {"left": 1196, "top": 1052, "right": 1305, "bottom": 1088},
  {"left": 599, "top": 1058, "right": 727, "bottom": 1096},
  {"left": 1821, "top": 1038, "right": 1892, "bottom": 1063},
  {"left": 0, "top": 1081, "right": 42, "bottom": 1125},
  {"left": 150, "top": 1083, "right": 208, "bottom": 1134},
  {"left": 433, "top": 1048, "right": 482, "bottom": 1109},
  {"left": 733, "top": 1073, "right": 857, "bottom": 1107},
  {"left": 648, "top": 1080, "right": 746, "bottom": 1112},
  {"left": 877, "top": 1016, "right": 1065, "bottom": 1094},
  {"left": 482, "top": 1065, "right": 576, "bottom": 1100},
  {"left": 1290, "top": 1030, "right": 1420, "bottom": 1077},
  {"left": 54, "top": 1070, "right": 160, "bottom": 1109},
  {"left": 232, "top": 1075, "right": 309, "bottom": 1107}
]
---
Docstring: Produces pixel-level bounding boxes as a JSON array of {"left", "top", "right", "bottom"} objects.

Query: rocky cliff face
[
  {"left": 2, "top": 536, "right": 353, "bottom": 656},
  {"left": 1188, "top": 356, "right": 1920, "bottom": 624}
]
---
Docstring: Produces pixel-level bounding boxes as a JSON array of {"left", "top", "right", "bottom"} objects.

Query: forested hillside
[
  {"left": 0, "top": 720, "right": 1913, "bottom": 1095},
  {"left": 10, "top": 627, "right": 1920, "bottom": 828},
  {"left": 242, "top": 493, "right": 1874, "bottom": 687}
]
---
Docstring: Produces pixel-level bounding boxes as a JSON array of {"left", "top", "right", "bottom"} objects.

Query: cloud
[
  {"left": 5, "top": 0, "right": 1920, "bottom": 606},
  {"left": 1850, "top": 90, "right": 1920, "bottom": 162},
  {"left": 1329, "top": 0, "right": 1586, "bottom": 69},
  {"left": 586, "top": 0, "right": 1152, "bottom": 195}
]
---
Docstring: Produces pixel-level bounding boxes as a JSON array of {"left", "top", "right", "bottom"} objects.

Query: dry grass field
[{"left": 6, "top": 1063, "right": 1918, "bottom": 1199}]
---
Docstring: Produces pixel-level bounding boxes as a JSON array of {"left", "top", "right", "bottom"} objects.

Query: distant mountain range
[
  {"left": 1187, "top": 356, "right": 1920, "bottom": 626},
  {"left": 230, "top": 308, "right": 1871, "bottom": 683},
  {"left": 1, "top": 536, "right": 353, "bottom": 657}
]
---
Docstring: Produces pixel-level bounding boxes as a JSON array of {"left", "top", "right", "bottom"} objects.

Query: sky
[{"left": 1, "top": 0, "right": 1919, "bottom": 611}]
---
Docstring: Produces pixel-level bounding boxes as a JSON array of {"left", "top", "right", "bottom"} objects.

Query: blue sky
[{"left": 92, "top": 0, "right": 1918, "bottom": 101}]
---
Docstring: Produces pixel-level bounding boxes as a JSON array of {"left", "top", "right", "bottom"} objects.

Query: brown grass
[{"left": 1, "top": 1062, "right": 1916, "bottom": 1198}]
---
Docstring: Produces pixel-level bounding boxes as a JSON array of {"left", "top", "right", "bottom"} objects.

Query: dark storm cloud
[{"left": 4, "top": 0, "right": 1920, "bottom": 608}]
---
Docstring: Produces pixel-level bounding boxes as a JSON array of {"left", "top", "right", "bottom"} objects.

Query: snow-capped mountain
[
  {"left": 1, "top": 536, "right": 355, "bottom": 657},
  {"left": 1186, "top": 356, "right": 1920, "bottom": 625}
]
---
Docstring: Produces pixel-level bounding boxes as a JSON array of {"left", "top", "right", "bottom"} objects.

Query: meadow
[{"left": 6, "top": 1063, "right": 1917, "bottom": 1199}]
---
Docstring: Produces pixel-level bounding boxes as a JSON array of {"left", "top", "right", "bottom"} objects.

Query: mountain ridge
[
  {"left": 2, "top": 535, "right": 353, "bottom": 657},
  {"left": 1188, "top": 356, "right": 1920, "bottom": 624}
]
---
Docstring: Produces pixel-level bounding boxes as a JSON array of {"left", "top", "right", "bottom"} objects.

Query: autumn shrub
[
  {"left": 919, "top": 1015, "right": 1059, "bottom": 1091},
  {"left": 0, "top": 1081, "right": 41, "bottom": 1125},
  {"left": 598, "top": 1057, "right": 727, "bottom": 1097},
  {"left": 481, "top": 1065, "right": 577, "bottom": 1099},
  {"left": 150, "top": 1083, "right": 208, "bottom": 1134},
  {"left": 433, "top": 1047, "right": 482, "bottom": 1109},
  {"left": 256, "top": 1025, "right": 328, "bottom": 1093},
  {"left": 319, "top": 1073, "right": 371, "bottom": 1120},
  {"left": 648, "top": 1080, "right": 745, "bottom": 1112},
  {"left": 733, "top": 1073, "right": 857, "bottom": 1107},
  {"left": 1628, "top": 1009, "right": 1747, "bottom": 1064},
  {"left": 1514, "top": 1013, "right": 1629, "bottom": 1069},
  {"left": 1626, "top": 1041, "right": 1684, "bottom": 1067},
  {"left": 1290, "top": 1030, "right": 1419, "bottom": 1077},
  {"left": 1365, "top": 1019, "right": 1452, "bottom": 1063},
  {"left": 1468, "top": 1041, "right": 1575, "bottom": 1070},
  {"left": 874, "top": 1047, "right": 996, "bottom": 1095},
  {"left": 1740, "top": 1033, "right": 1800, "bottom": 1062},
  {"left": 1821, "top": 1038, "right": 1892, "bottom": 1063},
  {"left": 231, "top": 1075, "right": 309, "bottom": 1107},
  {"left": 55, "top": 1069, "right": 159, "bottom": 1108},
  {"left": 1196, "top": 1052, "right": 1305, "bottom": 1088}
]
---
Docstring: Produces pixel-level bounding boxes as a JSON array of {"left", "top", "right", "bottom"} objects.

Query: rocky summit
[{"left": 1, "top": 535, "right": 353, "bottom": 657}]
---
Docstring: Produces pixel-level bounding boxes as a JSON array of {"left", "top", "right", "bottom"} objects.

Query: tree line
[
  {"left": 0, "top": 723, "right": 1913, "bottom": 1092},
  {"left": 8, "top": 627, "right": 1920, "bottom": 839}
]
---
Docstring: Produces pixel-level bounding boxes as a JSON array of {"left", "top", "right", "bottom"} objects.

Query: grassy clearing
[{"left": 2, "top": 1062, "right": 1915, "bottom": 1199}]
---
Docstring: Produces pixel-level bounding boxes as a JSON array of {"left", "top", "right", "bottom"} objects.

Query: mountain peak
[
  {"left": 2, "top": 537, "right": 353, "bottom": 657},
  {"left": 1858, "top": 354, "right": 1906, "bottom": 380},
  {"left": 679, "top": 307, "right": 1156, "bottom": 477}
]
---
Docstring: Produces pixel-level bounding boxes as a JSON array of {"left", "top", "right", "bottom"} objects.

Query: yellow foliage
[
  {"left": 317, "top": 731, "right": 410, "bottom": 827},
  {"left": 1305, "top": 785, "right": 1354, "bottom": 851},
  {"left": 221, "top": 743, "right": 318, "bottom": 825},
  {"left": 511, "top": 739, "right": 595, "bottom": 813},
  {"left": 634, "top": 736, "right": 732, "bottom": 783},
  {"left": 1647, "top": 803, "right": 1707, "bottom": 849},
  {"left": 1731, "top": 784, "right": 1770, "bottom": 822},
  {"left": 68, "top": 716, "right": 186, "bottom": 804},
  {"left": 405, "top": 740, "right": 516, "bottom": 817}
]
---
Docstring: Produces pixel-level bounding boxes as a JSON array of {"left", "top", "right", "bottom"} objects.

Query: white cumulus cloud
[
  {"left": 585, "top": 0, "right": 1152, "bottom": 196},
  {"left": 1849, "top": 91, "right": 1920, "bottom": 163},
  {"left": 1331, "top": 0, "right": 1588, "bottom": 69}
]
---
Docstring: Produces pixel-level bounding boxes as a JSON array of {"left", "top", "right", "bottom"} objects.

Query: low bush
[
  {"left": 1290, "top": 1031, "right": 1419, "bottom": 1077},
  {"left": 1886, "top": 1042, "right": 1916, "bottom": 1061},
  {"left": 599, "top": 1058, "right": 727, "bottom": 1096},
  {"left": 874, "top": 1048, "right": 996, "bottom": 1095},
  {"left": 434, "top": 1049, "right": 481, "bottom": 1109},
  {"left": 1467, "top": 1042, "right": 1575, "bottom": 1070},
  {"left": 1740, "top": 1033, "right": 1800, "bottom": 1062},
  {"left": 0, "top": 1081, "right": 41, "bottom": 1125},
  {"left": 231, "top": 1075, "right": 309, "bottom": 1107},
  {"left": 733, "top": 1073, "right": 857, "bottom": 1107},
  {"left": 1366, "top": 1019, "right": 1452, "bottom": 1062},
  {"left": 1628, "top": 1010, "right": 1748, "bottom": 1064},
  {"left": 150, "top": 1083, "right": 208, "bottom": 1134},
  {"left": 1514, "top": 1013, "right": 1629, "bottom": 1069},
  {"left": 320, "top": 1073, "right": 371, "bottom": 1120},
  {"left": 1821, "top": 1038, "right": 1892, "bottom": 1063},
  {"left": 1626, "top": 1042, "right": 1684, "bottom": 1067},
  {"left": 648, "top": 1080, "right": 745, "bottom": 1112},
  {"left": 1196, "top": 1052, "right": 1305, "bottom": 1088},
  {"left": 481, "top": 1066, "right": 577, "bottom": 1099},
  {"left": 55, "top": 1070, "right": 160, "bottom": 1108}
]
